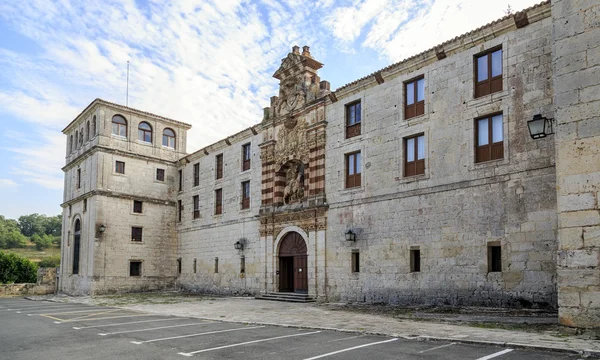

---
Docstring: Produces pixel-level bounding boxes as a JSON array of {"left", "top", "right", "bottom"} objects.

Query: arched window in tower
[
  {"left": 112, "top": 115, "right": 127, "bottom": 137},
  {"left": 79, "top": 128, "right": 84, "bottom": 147},
  {"left": 73, "top": 219, "right": 81, "bottom": 275},
  {"left": 86, "top": 121, "right": 90, "bottom": 142},
  {"left": 69, "top": 135, "right": 73, "bottom": 153},
  {"left": 92, "top": 115, "right": 97, "bottom": 137},
  {"left": 163, "top": 128, "right": 176, "bottom": 149},
  {"left": 75, "top": 131, "right": 79, "bottom": 149},
  {"left": 138, "top": 122, "right": 152, "bottom": 143}
]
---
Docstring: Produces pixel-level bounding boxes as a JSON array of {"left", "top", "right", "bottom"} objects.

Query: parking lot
[{"left": 0, "top": 298, "right": 582, "bottom": 360}]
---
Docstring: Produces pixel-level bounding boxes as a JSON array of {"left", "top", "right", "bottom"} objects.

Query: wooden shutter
[
  {"left": 216, "top": 155, "right": 223, "bottom": 179},
  {"left": 215, "top": 189, "right": 222, "bottom": 214}
]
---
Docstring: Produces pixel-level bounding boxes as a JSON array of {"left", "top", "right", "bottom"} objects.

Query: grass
[{"left": 1, "top": 243, "right": 60, "bottom": 263}]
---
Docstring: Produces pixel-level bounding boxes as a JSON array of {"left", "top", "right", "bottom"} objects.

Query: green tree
[
  {"left": 31, "top": 234, "right": 53, "bottom": 250},
  {"left": 18, "top": 213, "right": 47, "bottom": 237},
  {"left": 0, "top": 252, "right": 38, "bottom": 284},
  {"left": 4, "top": 230, "right": 28, "bottom": 248}
]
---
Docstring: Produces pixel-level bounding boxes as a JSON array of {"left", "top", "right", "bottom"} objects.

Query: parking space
[{"left": 0, "top": 298, "right": 581, "bottom": 360}]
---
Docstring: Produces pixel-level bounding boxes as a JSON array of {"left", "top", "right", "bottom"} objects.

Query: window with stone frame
[
  {"left": 77, "top": 168, "right": 81, "bottom": 189},
  {"left": 178, "top": 170, "right": 183, "bottom": 191},
  {"left": 475, "top": 113, "right": 504, "bottom": 163},
  {"left": 216, "top": 154, "right": 224, "bottom": 179},
  {"left": 193, "top": 195, "right": 200, "bottom": 219},
  {"left": 130, "top": 261, "right": 142, "bottom": 276},
  {"left": 131, "top": 227, "right": 143, "bottom": 242},
  {"left": 193, "top": 163, "right": 200, "bottom": 187},
  {"left": 475, "top": 47, "right": 502, "bottom": 98},
  {"left": 215, "top": 188, "right": 223, "bottom": 215},
  {"left": 345, "top": 151, "right": 361, "bottom": 188},
  {"left": 488, "top": 244, "right": 502, "bottom": 272},
  {"left": 351, "top": 250, "right": 360, "bottom": 273},
  {"left": 163, "top": 128, "right": 176, "bottom": 149},
  {"left": 156, "top": 168, "right": 165, "bottom": 182},
  {"left": 242, "top": 143, "right": 251, "bottom": 171},
  {"left": 115, "top": 161, "right": 125, "bottom": 174},
  {"left": 241, "top": 181, "right": 250, "bottom": 210},
  {"left": 410, "top": 248, "right": 421, "bottom": 272},
  {"left": 138, "top": 122, "right": 152, "bottom": 143},
  {"left": 112, "top": 115, "right": 127, "bottom": 137},
  {"left": 404, "top": 76, "right": 425, "bottom": 119},
  {"left": 178, "top": 200, "right": 182, "bottom": 222},
  {"left": 404, "top": 134, "right": 425, "bottom": 177},
  {"left": 345, "top": 101, "right": 361, "bottom": 139},
  {"left": 133, "top": 200, "right": 143, "bottom": 214}
]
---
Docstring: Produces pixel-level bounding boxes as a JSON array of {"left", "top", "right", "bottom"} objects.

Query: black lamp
[{"left": 527, "top": 114, "right": 553, "bottom": 139}]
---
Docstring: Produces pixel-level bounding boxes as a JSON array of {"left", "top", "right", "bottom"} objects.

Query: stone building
[{"left": 59, "top": 0, "right": 599, "bottom": 327}]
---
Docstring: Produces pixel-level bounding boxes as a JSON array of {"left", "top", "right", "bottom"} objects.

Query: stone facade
[{"left": 60, "top": 0, "right": 599, "bottom": 328}]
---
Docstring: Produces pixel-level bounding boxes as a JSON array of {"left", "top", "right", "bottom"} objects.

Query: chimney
[
  {"left": 302, "top": 45, "right": 311, "bottom": 57},
  {"left": 292, "top": 45, "right": 300, "bottom": 54}
]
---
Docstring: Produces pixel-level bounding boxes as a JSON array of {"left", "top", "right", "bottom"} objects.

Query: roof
[
  {"left": 62, "top": 98, "right": 192, "bottom": 133},
  {"left": 335, "top": 0, "right": 550, "bottom": 93}
]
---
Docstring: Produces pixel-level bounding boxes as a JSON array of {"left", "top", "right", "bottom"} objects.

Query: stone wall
[
  {"left": 0, "top": 268, "right": 57, "bottom": 297},
  {"left": 553, "top": 0, "right": 600, "bottom": 327},
  {"left": 324, "top": 4, "right": 557, "bottom": 307}
]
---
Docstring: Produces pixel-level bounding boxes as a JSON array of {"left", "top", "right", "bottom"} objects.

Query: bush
[
  {"left": 38, "top": 255, "right": 60, "bottom": 268},
  {"left": 4, "top": 230, "right": 28, "bottom": 248},
  {"left": 31, "top": 234, "right": 53, "bottom": 250},
  {"left": 0, "top": 252, "right": 38, "bottom": 284}
]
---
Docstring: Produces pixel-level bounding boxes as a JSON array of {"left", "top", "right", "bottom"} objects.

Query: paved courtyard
[{"left": 0, "top": 297, "right": 588, "bottom": 360}]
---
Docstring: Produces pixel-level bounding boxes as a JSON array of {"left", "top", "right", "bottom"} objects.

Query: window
[
  {"left": 405, "top": 134, "right": 425, "bottom": 177},
  {"left": 345, "top": 101, "right": 361, "bottom": 139},
  {"left": 193, "top": 163, "right": 200, "bottom": 187},
  {"left": 475, "top": 114, "right": 504, "bottom": 163},
  {"left": 488, "top": 244, "right": 502, "bottom": 272},
  {"left": 133, "top": 200, "right": 143, "bottom": 214},
  {"left": 410, "top": 248, "right": 421, "bottom": 272},
  {"left": 79, "top": 128, "right": 84, "bottom": 147},
  {"left": 177, "top": 258, "right": 182, "bottom": 274},
  {"left": 130, "top": 261, "right": 142, "bottom": 276},
  {"left": 115, "top": 161, "right": 125, "bottom": 174},
  {"left": 69, "top": 135, "right": 73, "bottom": 153},
  {"left": 112, "top": 115, "right": 127, "bottom": 137},
  {"left": 86, "top": 121, "right": 90, "bottom": 142},
  {"left": 214, "top": 257, "right": 219, "bottom": 273},
  {"left": 75, "top": 131, "right": 79, "bottom": 149},
  {"left": 73, "top": 219, "right": 81, "bottom": 274},
  {"left": 242, "top": 143, "right": 251, "bottom": 171},
  {"left": 345, "top": 151, "right": 362, "bottom": 188},
  {"left": 351, "top": 250, "right": 360, "bottom": 273},
  {"left": 193, "top": 258, "right": 197, "bottom": 273},
  {"left": 215, "top": 188, "right": 223, "bottom": 215},
  {"left": 163, "top": 128, "right": 176, "bottom": 148},
  {"left": 77, "top": 168, "right": 81, "bottom": 189},
  {"left": 216, "top": 154, "right": 223, "bottom": 179},
  {"left": 138, "top": 122, "right": 152, "bottom": 143},
  {"left": 69, "top": 205, "right": 72, "bottom": 217},
  {"left": 405, "top": 76, "right": 425, "bottom": 119},
  {"left": 178, "top": 200, "right": 182, "bottom": 222},
  {"left": 156, "top": 168, "right": 165, "bottom": 182},
  {"left": 241, "top": 181, "right": 250, "bottom": 209},
  {"left": 178, "top": 170, "right": 183, "bottom": 191},
  {"left": 240, "top": 256, "right": 245, "bottom": 274},
  {"left": 131, "top": 227, "right": 143, "bottom": 242},
  {"left": 83, "top": 199, "right": 87, "bottom": 212},
  {"left": 193, "top": 195, "right": 200, "bottom": 219},
  {"left": 475, "top": 48, "right": 502, "bottom": 98},
  {"left": 92, "top": 115, "right": 96, "bottom": 137}
]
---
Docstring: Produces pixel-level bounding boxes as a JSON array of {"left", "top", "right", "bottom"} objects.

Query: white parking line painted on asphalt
[
  {"left": 301, "top": 338, "right": 399, "bottom": 360},
  {"left": 57, "top": 314, "right": 154, "bottom": 323},
  {"left": 131, "top": 325, "right": 265, "bottom": 345},
  {"left": 73, "top": 317, "right": 181, "bottom": 329},
  {"left": 26, "top": 307, "right": 100, "bottom": 315},
  {"left": 418, "top": 342, "right": 456, "bottom": 353},
  {"left": 327, "top": 335, "right": 364, "bottom": 343},
  {"left": 38, "top": 308, "right": 112, "bottom": 315},
  {"left": 98, "top": 322, "right": 213, "bottom": 336},
  {"left": 475, "top": 349, "right": 514, "bottom": 360},
  {"left": 178, "top": 330, "right": 322, "bottom": 356}
]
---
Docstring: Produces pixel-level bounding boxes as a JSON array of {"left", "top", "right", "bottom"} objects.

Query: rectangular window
[
  {"left": 351, "top": 250, "right": 360, "bottom": 273},
  {"left": 345, "top": 101, "right": 361, "bottom": 139},
  {"left": 214, "top": 257, "right": 219, "bottom": 273},
  {"left": 193, "top": 258, "right": 197, "bottom": 273},
  {"left": 130, "top": 261, "right": 142, "bottom": 277},
  {"left": 410, "top": 249, "right": 421, "bottom": 272},
  {"left": 115, "top": 161, "right": 125, "bottom": 174},
  {"left": 72, "top": 236, "right": 80, "bottom": 274},
  {"left": 240, "top": 256, "right": 245, "bottom": 274},
  {"left": 83, "top": 199, "right": 87, "bottom": 212},
  {"left": 216, "top": 154, "right": 223, "bottom": 179},
  {"left": 488, "top": 245, "right": 502, "bottom": 272},
  {"left": 345, "top": 151, "right": 362, "bottom": 188},
  {"left": 405, "top": 76, "right": 425, "bottom": 119},
  {"left": 405, "top": 134, "right": 425, "bottom": 177},
  {"left": 131, "top": 227, "right": 143, "bottom": 242},
  {"left": 133, "top": 200, "right": 143, "bottom": 214},
  {"left": 178, "top": 200, "right": 182, "bottom": 222},
  {"left": 241, "top": 181, "right": 250, "bottom": 210},
  {"left": 178, "top": 170, "right": 183, "bottom": 191},
  {"left": 156, "top": 168, "right": 165, "bottom": 182},
  {"left": 475, "top": 114, "right": 504, "bottom": 163},
  {"left": 215, "top": 188, "right": 223, "bottom": 215},
  {"left": 193, "top": 163, "right": 200, "bottom": 187},
  {"left": 242, "top": 143, "right": 251, "bottom": 171},
  {"left": 77, "top": 168, "right": 81, "bottom": 189},
  {"left": 475, "top": 48, "right": 502, "bottom": 98},
  {"left": 177, "top": 258, "right": 182, "bottom": 274},
  {"left": 193, "top": 195, "right": 200, "bottom": 219}
]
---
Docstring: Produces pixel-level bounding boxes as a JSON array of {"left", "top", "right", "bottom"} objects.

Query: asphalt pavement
[{"left": 0, "top": 298, "right": 583, "bottom": 360}]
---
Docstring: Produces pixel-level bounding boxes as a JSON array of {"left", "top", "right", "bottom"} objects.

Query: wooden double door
[{"left": 278, "top": 232, "right": 308, "bottom": 293}]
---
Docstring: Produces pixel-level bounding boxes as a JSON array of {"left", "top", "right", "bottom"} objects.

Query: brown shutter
[{"left": 416, "top": 101, "right": 425, "bottom": 117}]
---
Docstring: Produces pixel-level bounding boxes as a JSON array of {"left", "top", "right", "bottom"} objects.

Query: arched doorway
[
  {"left": 278, "top": 232, "right": 307, "bottom": 293},
  {"left": 73, "top": 219, "right": 81, "bottom": 275}
]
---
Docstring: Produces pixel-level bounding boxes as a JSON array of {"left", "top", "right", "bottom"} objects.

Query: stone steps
[{"left": 255, "top": 292, "right": 316, "bottom": 303}]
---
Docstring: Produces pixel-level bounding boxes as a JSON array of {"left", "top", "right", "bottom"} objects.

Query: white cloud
[{"left": 0, "top": 179, "right": 18, "bottom": 189}]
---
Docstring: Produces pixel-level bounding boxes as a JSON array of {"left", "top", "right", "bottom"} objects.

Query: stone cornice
[
  {"left": 61, "top": 189, "right": 176, "bottom": 207},
  {"left": 62, "top": 145, "right": 179, "bottom": 172}
]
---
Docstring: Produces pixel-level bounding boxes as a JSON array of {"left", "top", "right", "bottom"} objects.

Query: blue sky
[{"left": 0, "top": 0, "right": 540, "bottom": 220}]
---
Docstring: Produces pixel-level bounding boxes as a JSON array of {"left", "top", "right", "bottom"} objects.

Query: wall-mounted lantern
[
  {"left": 345, "top": 229, "right": 356, "bottom": 242},
  {"left": 98, "top": 224, "right": 106, "bottom": 233},
  {"left": 527, "top": 114, "right": 553, "bottom": 139},
  {"left": 234, "top": 239, "right": 245, "bottom": 251}
]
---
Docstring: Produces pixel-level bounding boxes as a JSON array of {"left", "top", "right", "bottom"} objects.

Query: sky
[{"left": 0, "top": 0, "right": 542, "bottom": 220}]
